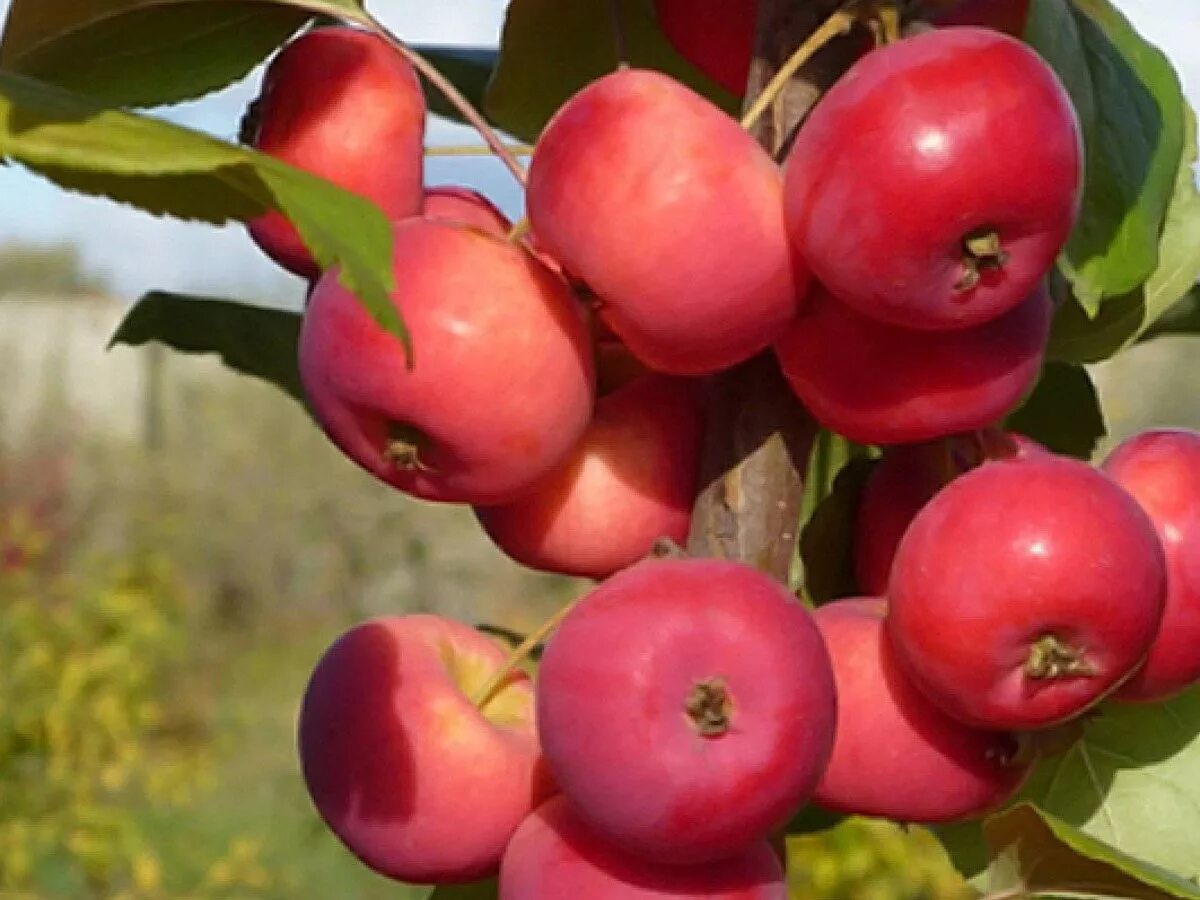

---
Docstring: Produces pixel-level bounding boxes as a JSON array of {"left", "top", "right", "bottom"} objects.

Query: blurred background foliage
[{"left": 0, "top": 253, "right": 1197, "bottom": 898}]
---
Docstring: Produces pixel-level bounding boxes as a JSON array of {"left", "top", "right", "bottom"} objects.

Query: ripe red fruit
[
  {"left": 784, "top": 28, "right": 1080, "bottom": 330},
  {"left": 537, "top": 558, "right": 836, "bottom": 864},
  {"left": 475, "top": 375, "right": 704, "bottom": 579},
  {"left": 528, "top": 69, "right": 803, "bottom": 375},
  {"left": 500, "top": 797, "right": 786, "bottom": 899},
  {"left": 299, "top": 218, "right": 595, "bottom": 504},
  {"left": 652, "top": 0, "right": 757, "bottom": 96},
  {"left": 774, "top": 282, "right": 1051, "bottom": 445},
  {"left": 1103, "top": 430, "right": 1200, "bottom": 702},
  {"left": 887, "top": 455, "right": 1167, "bottom": 731},
  {"left": 813, "top": 598, "right": 1030, "bottom": 822},
  {"left": 855, "top": 433, "right": 1042, "bottom": 594},
  {"left": 931, "top": 0, "right": 1031, "bottom": 36},
  {"left": 423, "top": 186, "right": 510, "bottom": 236},
  {"left": 245, "top": 27, "right": 426, "bottom": 279},
  {"left": 298, "top": 615, "right": 551, "bottom": 883}
]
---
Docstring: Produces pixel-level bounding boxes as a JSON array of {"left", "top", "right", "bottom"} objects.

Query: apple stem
[
  {"left": 608, "top": 0, "right": 631, "bottom": 71},
  {"left": 425, "top": 144, "right": 533, "bottom": 158},
  {"left": 363, "top": 13, "right": 528, "bottom": 187},
  {"left": 1025, "top": 635, "right": 1097, "bottom": 680},
  {"left": 473, "top": 601, "right": 577, "bottom": 711},
  {"left": 877, "top": 2, "right": 903, "bottom": 44},
  {"left": 740, "top": 5, "right": 858, "bottom": 133},
  {"left": 685, "top": 678, "right": 732, "bottom": 737},
  {"left": 508, "top": 217, "right": 531, "bottom": 244}
]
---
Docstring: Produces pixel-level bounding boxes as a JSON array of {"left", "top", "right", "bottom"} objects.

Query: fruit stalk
[
  {"left": 473, "top": 601, "right": 577, "bottom": 710},
  {"left": 364, "top": 12, "right": 528, "bottom": 186},
  {"left": 685, "top": 0, "right": 863, "bottom": 582}
]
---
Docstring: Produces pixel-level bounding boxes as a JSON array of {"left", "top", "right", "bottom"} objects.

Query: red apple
[
  {"left": 536, "top": 558, "right": 836, "bottom": 864},
  {"left": 299, "top": 218, "right": 595, "bottom": 504},
  {"left": 423, "top": 186, "right": 510, "bottom": 236},
  {"left": 246, "top": 27, "right": 426, "bottom": 279},
  {"left": 1103, "top": 430, "right": 1200, "bottom": 702},
  {"left": 500, "top": 796, "right": 786, "bottom": 899},
  {"left": 785, "top": 28, "right": 1080, "bottom": 330},
  {"left": 774, "top": 282, "right": 1051, "bottom": 446},
  {"left": 653, "top": 0, "right": 757, "bottom": 96},
  {"left": 528, "top": 69, "right": 803, "bottom": 375},
  {"left": 298, "top": 615, "right": 552, "bottom": 883},
  {"left": 814, "top": 598, "right": 1030, "bottom": 822},
  {"left": 855, "top": 432, "right": 1042, "bottom": 594},
  {"left": 887, "top": 455, "right": 1167, "bottom": 730},
  {"left": 475, "top": 375, "right": 704, "bottom": 579}
]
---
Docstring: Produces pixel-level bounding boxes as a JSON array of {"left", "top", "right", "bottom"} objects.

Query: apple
[
  {"left": 299, "top": 218, "right": 595, "bottom": 504},
  {"left": 298, "top": 614, "right": 552, "bottom": 883},
  {"left": 423, "top": 186, "right": 510, "bottom": 236},
  {"left": 652, "top": 0, "right": 757, "bottom": 96},
  {"left": 774, "top": 282, "right": 1050, "bottom": 446},
  {"left": 855, "top": 432, "right": 1042, "bottom": 594},
  {"left": 813, "top": 598, "right": 1030, "bottom": 822},
  {"left": 475, "top": 375, "right": 704, "bottom": 579},
  {"left": 536, "top": 558, "right": 836, "bottom": 863},
  {"left": 245, "top": 27, "right": 426, "bottom": 279},
  {"left": 887, "top": 455, "right": 1167, "bottom": 730},
  {"left": 500, "top": 796, "right": 786, "bottom": 899},
  {"left": 528, "top": 69, "right": 803, "bottom": 375},
  {"left": 784, "top": 28, "right": 1080, "bottom": 330},
  {"left": 1103, "top": 430, "right": 1200, "bottom": 702}
]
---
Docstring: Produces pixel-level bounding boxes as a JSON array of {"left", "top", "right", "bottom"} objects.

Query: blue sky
[{"left": 0, "top": 0, "right": 1196, "bottom": 305}]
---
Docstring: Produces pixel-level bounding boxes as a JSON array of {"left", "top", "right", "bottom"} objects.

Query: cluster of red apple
[{"left": 239, "top": 9, "right": 1199, "bottom": 896}]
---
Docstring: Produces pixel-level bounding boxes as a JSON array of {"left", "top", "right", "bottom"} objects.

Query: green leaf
[
  {"left": 0, "top": 0, "right": 371, "bottom": 108},
  {"left": 933, "top": 819, "right": 990, "bottom": 886},
  {"left": 430, "top": 879, "right": 498, "bottom": 900},
  {"left": 793, "top": 431, "right": 876, "bottom": 603},
  {"left": 110, "top": 292, "right": 305, "bottom": 405},
  {"left": 1018, "top": 686, "right": 1200, "bottom": 879},
  {"left": 1004, "top": 362, "right": 1106, "bottom": 459},
  {"left": 982, "top": 804, "right": 1200, "bottom": 900},
  {"left": 1140, "top": 284, "right": 1200, "bottom": 342},
  {"left": 0, "top": 70, "right": 404, "bottom": 350},
  {"left": 420, "top": 45, "right": 497, "bottom": 126},
  {"left": 485, "top": 0, "right": 739, "bottom": 143},
  {"left": 1050, "top": 101, "right": 1200, "bottom": 361},
  {"left": 1025, "top": 0, "right": 1185, "bottom": 310}
]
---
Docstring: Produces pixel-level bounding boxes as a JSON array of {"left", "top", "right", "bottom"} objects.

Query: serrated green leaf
[
  {"left": 1004, "top": 362, "right": 1106, "bottom": 459},
  {"left": 110, "top": 292, "right": 305, "bottom": 406},
  {"left": 0, "top": 0, "right": 372, "bottom": 108},
  {"left": 793, "top": 430, "right": 876, "bottom": 603},
  {"left": 485, "top": 0, "right": 739, "bottom": 143},
  {"left": 983, "top": 804, "right": 1200, "bottom": 900},
  {"left": 0, "top": 70, "right": 404, "bottom": 350},
  {"left": 1017, "top": 686, "right": 1200, "bottom": 879},
  {"left": 1050, "top": 102, "right": 1200, "bottom": 361},
  {"left": 1026, "top": 0, "right": 1184, "bottom": 310}
]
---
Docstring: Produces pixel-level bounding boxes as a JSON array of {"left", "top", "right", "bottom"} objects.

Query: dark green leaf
[
  {"left": 932, "top": 820, "right": 990, "bottom": 885},
  {"left": 1140, "top": 284, "right": 1200, "bottom": 342},
  {"left": 1004, "top": 362, "right": 1106, "bottom": 459},
  {"left": 419, "top": 45, "right": 497, "bottom": 126},
  {"left": 983, "top": 804, "right": 1200, "bottom": 900},
  {"left": 1026, "top": 0, "right": 1185, "bottom": 309},
  {"left": 1018, "top": 686, "right": 1200, "bottom": 878},
  {"left": 0, "top": 0, "right": 371, "bottom": 108},
  {"left": 793, "top": 430, "right": 876, "bottom": 602},
  {"left": 430, "top": 879, "right": 498, "bottom": 900},
  {"left": 485, "top": 0, "right": 739, "bottom": 143},
  {"left": 1050, "top": 102, "right": 1200, "bottom": 361},
  {"left": 0, "top": 70, "right": 404, "bottom": 350},
  {"left": 110, "top": 292, "right": 305, "bottom": 406}
]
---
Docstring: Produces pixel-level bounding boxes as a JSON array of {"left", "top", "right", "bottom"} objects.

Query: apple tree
[{"left": 2, "top": 0, "right": 1200, "bottom": 896}]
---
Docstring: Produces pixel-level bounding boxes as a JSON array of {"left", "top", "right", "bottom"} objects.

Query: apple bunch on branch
[{"left": 2, "top": 0, "right": 1200, "bottom": 897}]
